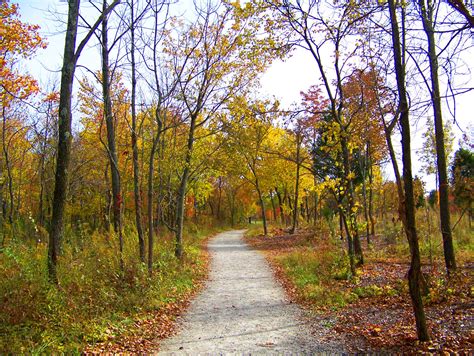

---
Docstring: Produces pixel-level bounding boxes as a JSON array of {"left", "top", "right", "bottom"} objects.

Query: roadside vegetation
[
  {"left": 245, "top": 212, "right": 473, "bottom": 353},
  {"left": 0, "top": 223, "right": 223, "bottom": 353}
]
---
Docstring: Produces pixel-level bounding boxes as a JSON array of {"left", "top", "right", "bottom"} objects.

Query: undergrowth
[
  {"left": 247, "top": 210, "right": 473, "bottom": 312},
  {"left": 0, "top": 221, "right": 221, "bottom": 353}
]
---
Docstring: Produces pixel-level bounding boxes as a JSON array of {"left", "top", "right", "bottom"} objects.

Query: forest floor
[
  {"left": 245, "top": 227, "right": 474, "bottom": 354},
  {"left": 158, "top": 230, "right": 345, "bottom": 354}
]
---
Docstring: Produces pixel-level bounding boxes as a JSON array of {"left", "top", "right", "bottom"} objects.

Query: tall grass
[{"left": 0, "top": 220, "right": 218, "bottom": 353}]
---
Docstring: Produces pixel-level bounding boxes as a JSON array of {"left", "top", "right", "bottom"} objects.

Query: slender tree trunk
[
  {"left": 101, "top": 1, "right": 123, "bottom": 269},
  {"left": 270, "top": 190, "right": 277, "bottom": 222},
  {"left": 304, "top": 195, "right": 310, "bottom": 223},
  {"left": 384, "top": 119, "right": 407, "bottom": 226},
  {"left": 175, "top": 114, "right": 197, "bottom": 259},
  {"left": 148, "top": 125, "right": 161, "bottom": 274},
  {"left": 313, "top": 177, "right": 319, "bottom": 226},
  {"left": 275, "top": 187, "right": 284, "bottom": 224},
  {"left": 1, "top": 113, "right": 14, "bottom": 223},
  {"left": 216, "top": 177, "right": 222, "bottom": 220},
  {"left": 38, "top": 151, "right": 46, "bottom": 226},
  {"left": 388, "top": 0, "right": 430, "bottom": 341},
  {"left": 130, "top": 0, "right": 146, "bottom": 263},
  {"left": 340, "top": 207, "right": 356, "bottom": 276},
  {"left": 256, "top": 182, "right": 267, "bottom": 236},
  {"left": 341, "top": 135, "right": 363, "bottom": 266},
  {"left": 48, "top": 0, "right": 119, "bottom": 283},
  {"left": 361, "top": 157, "right": 371, "bottom": 245},
  {"left": 287, "top": 192, "right": 293, "bottom": 226},
  {"left": 418, "top": 0, "right": 456, "bottom": 274},
  {"left": 339, "top": 209, "right": 344, "bottom": 240},
  {"left": 368, "top": 157, "right": 375, "bottom": 237},
  {"left": 227, "top": 190, "right": 236, "bottom": 227},
  {"left": 291, "top": 132, "right": 302, "bottom": 234},
  {"left": 48, "top": 0, "right": 80, "bottom": 283}
]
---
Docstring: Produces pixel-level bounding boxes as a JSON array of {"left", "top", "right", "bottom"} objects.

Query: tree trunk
[
  {"left": 361, "top": 150, "right": 371, "bottom": 245},
  {"left": 341, "top": 135, "right": 363, "bottom": 266},
  {"left": 38, "top": 149, "right": 46, "bottom": 226},
  {"left": 304, "top": 195, "right": 310, "bottom": 223},
  {"left": 256, "top": 183, "right": 267, "bottom": 236},
  {"left": 101, "top": 1, "right": 123, "bottom": 270},
  {"left": 1, "top": 112, "right": 14, "bottom": 224},
  {"left": 227, "top": 189, "right": 236, "bottom": 227},
  {"left": 148, "top": 125, "right": 161, "bottom": 274},
  {"left": 313, "top": 177, "right": 319, "bottom": 226},
  {"left": 340, "top": 207, "right": 356, "bottom": 276},
  {"left": 418, "top": 0, "right": 456, "bottom": 274},
  {"left": 388, "top": 0, "right": 430, "bottom": 341},
  {"left": 175, "top": 114, "right": 197, "bottom": 259},
  {"left": 368, "top": 156, "right": 376, "bottom": 237},
  {"left": 217, "top": 177, "right": 222, "bottom": 220},
  {"left": 48, "top": 0, "right": 80, "bottom": 283},
  {"left": 270, "top": 190, "right": 277, "bottom": 222},
  {"left": 291, "top": 132, "right": 302, "bottom": 234},
  {"left": 48, "top": 0, "right": 120, "bottom": 283},
  {"left": 130, "top": 0, "right": 146, "bottom": 263},
  {"left": 275, "top": 187, "right": 284, "bottom": 224}
]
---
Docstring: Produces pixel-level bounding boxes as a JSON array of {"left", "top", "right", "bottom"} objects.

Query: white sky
[{"left": 16, "top": 0, "right": 474, "bottom": 191}]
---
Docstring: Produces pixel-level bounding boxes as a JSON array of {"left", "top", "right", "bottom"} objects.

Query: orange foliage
[{"left": 0, "top": 1, "right": 47, "bottom": 107}]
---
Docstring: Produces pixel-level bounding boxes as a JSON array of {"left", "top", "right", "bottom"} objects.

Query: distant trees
[
  {"left": 224, "top": 97, "right": 278, "bottom": 236},
  {"left": 451, "top": 147, "right": 474, "bottom": 227},
  {"left": 0, "top": 1, "right": 46, "bottom": 233}
]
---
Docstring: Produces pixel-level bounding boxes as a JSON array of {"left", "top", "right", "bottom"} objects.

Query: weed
[{"left": 0, "top": 220, "right": 219, "bottom": 353}]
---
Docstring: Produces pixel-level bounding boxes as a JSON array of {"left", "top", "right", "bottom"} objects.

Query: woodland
[{"left": 0, "top": 0, "right": 473, "bottom": 353}]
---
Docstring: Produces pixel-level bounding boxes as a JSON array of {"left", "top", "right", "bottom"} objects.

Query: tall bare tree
[
  {"left": 417, "top": 0, "right": 457, "bottom": 274},
  {"left": 387, "top": 0, "right": 430, "bottom": 341},
  {"left": 48, "top": 0, "right": 120, "bottom": 283}
]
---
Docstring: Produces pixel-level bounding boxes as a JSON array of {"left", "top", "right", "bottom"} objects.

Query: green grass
[{"left": 275, "top": 246, "right": 356, "bottom": 309}]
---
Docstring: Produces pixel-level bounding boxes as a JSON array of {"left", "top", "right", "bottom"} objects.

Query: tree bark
[
  {"left": 388, "top": 0, "right": 430, "bottom": 341},
  {"left": 175, "top": 114, "right": 197, "bottom": 259},
  {"left": 361, "top": 145, "right": 371, "bottom": 245},
  {"left": 48, "top": 0, "right": 80, "bottom": 283},
  {"left": 256, "top": 181, "right": 268, "bottom": 236},
  {"left": 290, "top": 132, "right": 302, "bottom": 234},
  {"left": 275, "top": 187, "right": 284, "bottom": 224},
  {"left": 341, "top": 135, "right": 363, "bottom": 266},
  {"left": 340, "top": 206, "right": 356, "bottom": 276},
  {"left": 368, "top": 155, "right": 376, "bottom": 237},
  {"left": 48, "top": 0, "right": 120, "bottom": 283},
  {"left": 1, "top": 111, "right": 14, "bottom": 224},
  {"left": 418, "top": 0, "right": 456, "bottom": 274},
  {"left": 148, "top": 121, "right": 161, "bottom": 274},
  {"left": 270, "top": 190, "right": 277, "bottom": 222},
  {"left": 129, "top": 0, "right": 146, "bottom": 263},
  {"left": 101, "top": 0, "right": 123, "bottom": 270}
]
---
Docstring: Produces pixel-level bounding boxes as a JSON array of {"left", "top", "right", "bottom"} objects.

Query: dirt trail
[{"left": 158, "top": 230, "right": 343, "bottom": 354}]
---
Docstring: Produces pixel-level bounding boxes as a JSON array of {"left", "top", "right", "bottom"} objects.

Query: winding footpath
[{"left": 158, "top": 230, "right": 344, "bottom": 354}]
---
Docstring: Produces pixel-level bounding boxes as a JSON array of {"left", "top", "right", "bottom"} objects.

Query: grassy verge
[
  {"left": 0, "top": 222, "right": 223, "bottom": 353},
  {"left": 245, "top": 222, "right": 473, "bottom": 353}
]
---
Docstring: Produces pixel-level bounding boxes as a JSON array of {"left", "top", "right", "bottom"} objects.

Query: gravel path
[{"left": 158, "top": 230, "right": 344, "bottom": 354}]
